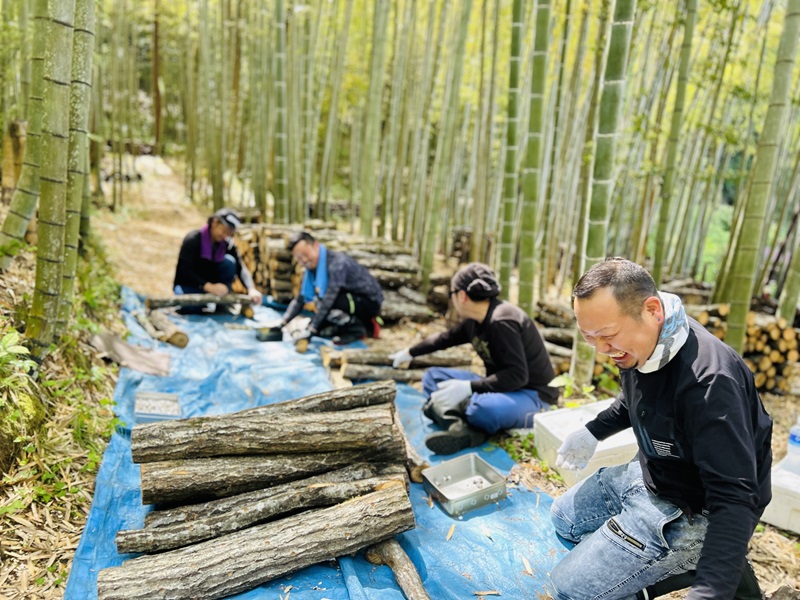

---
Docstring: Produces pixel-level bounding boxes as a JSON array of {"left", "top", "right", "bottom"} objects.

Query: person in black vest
[
  {"left": 280, "top": 231, "right": 384, "bottom": 345},
  {"left": 390, "top": 262, "right": 558, "bottom": 454},
  {"left": 173, "top": 208, "right": 261, "bottom": 305},
  {"left": 550, "top": 258, "right": 770, "bottom": 600}
]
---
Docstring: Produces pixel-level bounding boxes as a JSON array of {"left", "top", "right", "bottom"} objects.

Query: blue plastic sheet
[{"left": 65, "top": 288, "right": 565, "bottom": 599}]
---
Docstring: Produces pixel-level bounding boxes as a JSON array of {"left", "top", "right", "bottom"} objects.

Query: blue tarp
[{"left": 65, "top": 288, "right": 565, "bottom": 599}]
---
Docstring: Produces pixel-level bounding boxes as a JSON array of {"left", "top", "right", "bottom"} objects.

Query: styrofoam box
[
  {"left": 531, "top": 399, "right": 638, "bottom": 487},
  {"left": 760, "top": 460, "right": 800, "bottom": 535}
]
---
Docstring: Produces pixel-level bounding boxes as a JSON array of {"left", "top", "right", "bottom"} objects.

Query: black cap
[
  {"left": 214, "top": 208, "right": 242, "bottom": 230},
  {"left": 451, "top": 262, "right": 501, "bottom": 299},
  {"left": 287, "top": 231, "right": 316, "bottom": 251}
]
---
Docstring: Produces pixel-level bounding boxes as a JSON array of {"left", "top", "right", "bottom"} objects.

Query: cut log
[
  {"left": 371, "top": 269, "right": 421, "bottom": 290},
  {"left": 131, "top": 404, "right": 406, "bottom": 463},
  {"left": 118, "top": 470, "right": 406, "bottom": 554},
  {"left": 365, "top": 538, "right": 431, "bottom": 600},
  {"left": 538, "top": 327, "right": 576, "bottom": 346},
  {"left": 381, "top": 299, "right": 436, "bottom": 322},
  {"left": 143, "top": 463, "right": 406, "bottom": 528},
  {"left": 98, "top": 485, "right": 415, "bottom": 600},
  {"left": 240, "top": 379, "right": 397, "bottom": 414},
  {"left": 145, "top": 293, "right": 255, "bottom": 310},
  {"left": 331, "top": 347, "right": 474, "bottom": 369},
  {"left": 148, "top": 309, "right": 189, "bottom": 348},
  {"left": 139, "top": 450, "right": 397, "bottom": 505},
  {"left": 395, "top": 286, "right": 428, "bottom": 305},
  {"left": 391, "top": 405, "right": 429, "bottom": 484},
  {"left": 545, "top": 341, "right": 573, "bottom": 359},
  {"left": 342, "top": 364, "right": 429, "bottom": 383}
]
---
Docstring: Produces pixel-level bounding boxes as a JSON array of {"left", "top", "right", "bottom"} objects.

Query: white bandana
[{"left": 637, "top": 292, "right": 689, "bottom": 374}]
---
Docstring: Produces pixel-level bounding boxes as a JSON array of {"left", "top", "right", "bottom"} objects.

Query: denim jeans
[
  {"left": 420, "top": 366, "right": 549, "bottom": 434},
  {"left": 549, "top": 460, "right": 707, "bottom": 599}
]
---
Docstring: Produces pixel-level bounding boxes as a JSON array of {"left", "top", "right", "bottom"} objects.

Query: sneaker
[{"left": 424, "top": 421, "right": 488, "bottom": 455}]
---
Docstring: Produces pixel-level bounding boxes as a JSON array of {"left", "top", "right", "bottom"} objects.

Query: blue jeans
[
  {"left": 421, "top": 366, "right": 549, "bottom": 434},
  {"left": 549, "top": 460, "right": 707, "bottom": 600}
]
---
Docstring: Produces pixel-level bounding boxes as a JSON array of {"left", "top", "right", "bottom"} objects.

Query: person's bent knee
[
  {"left": 549, "top": 562, "right": 581, "bottom": 600},
  {"left": 550, "top": 496, "right": 578, "bottom": 543}
]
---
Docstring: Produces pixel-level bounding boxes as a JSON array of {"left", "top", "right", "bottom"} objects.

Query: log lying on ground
[
  {"left": 381, "top": 298, "right": 436, "bottom": 322},
  {"left": 322, "top": 347, "right": 474, "bottom": 369},
  {"left": 366, "top": 537, "right": 431, "bottom": 600},
  {"left": 142, "top": 463, "right": 406, "bottom": 529},
  {"left": 145, "top": 309, "right": 189, "bottom": 348},
  {"left": 342, "top": 364, "right": 429, "bottom": 383},
  {"left": 139, "top": 450, "right": 392, "bottom": 505},
  {"left": 98, "top": 484, "right": 415, "bottom": 600},
  {"left": 238, "top": 379, "right": 397, "bottom": 414},
  {"left": 145, "top": 293, "right": 256, "bottom": 310},
  {"left": 131, "top": 404, "right": 405, "bottom": 463},
  {"left": 118, "top": 469, "right": 406, "bottom": 554}
]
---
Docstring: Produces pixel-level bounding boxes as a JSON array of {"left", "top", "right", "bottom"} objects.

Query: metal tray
[
  {"left": 421, "top": 453, "right": 507, "bottom": 517},
  {"left": 134, "top": 391, "right": 182, "bottom": 424}
]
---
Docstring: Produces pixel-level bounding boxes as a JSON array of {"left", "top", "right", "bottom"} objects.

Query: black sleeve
[
  {"left": 585, "top": 391, "right": 631, "bottom": 440},
  {"left": 409, "top": 320, "right": 472, "bottom": 356},
  {"left": 174, "top": 232, "right": 207, "bottom": 290}
]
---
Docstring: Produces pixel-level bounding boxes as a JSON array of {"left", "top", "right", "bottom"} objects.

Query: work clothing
[
  {"left": 551, "top": 318, "right": 772, "bottom": 600},
  {"left": 173, "top": 227, "right": 255, "bottom": 293}
]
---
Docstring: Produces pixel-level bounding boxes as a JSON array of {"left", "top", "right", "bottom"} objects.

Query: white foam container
[
  {"left": 760, "top": 460, "right": 800, "bottom": 535},
  {"left": 530, "top": 399, "right": 638, "bottom": 487}
]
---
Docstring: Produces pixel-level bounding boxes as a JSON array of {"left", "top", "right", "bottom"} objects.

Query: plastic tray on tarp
[{"left": 422, "top": 453, "right": 507, "bottom": 517}]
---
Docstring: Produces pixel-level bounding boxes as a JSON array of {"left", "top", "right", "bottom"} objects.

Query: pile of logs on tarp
[
  {"left": 321, "top": 344, "right": 479, "bottom": 384},
  {"left": 96, "top": 381, "right": 422, "bottom": 600},
  {"left": 233, "top": 224, "right": 452, "bottom": 321}
]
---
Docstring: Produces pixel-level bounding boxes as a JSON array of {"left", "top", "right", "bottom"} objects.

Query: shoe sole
[{"left": 425, "top": 432, "right": 472, "bottom": 455}]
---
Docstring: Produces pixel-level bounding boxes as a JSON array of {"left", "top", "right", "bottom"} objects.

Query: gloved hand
[
  {"left": 247, "top": 288, "right": 263, "bottom": 305},
  {"left": 292, "top": 328, "right": 312, "bottom": 342},
  {"left": 430, "top": 379, "right": 473, "bottom": 407},
  {"left": 555, "top": 426, "right": 598, "bottom": 471},
  {"left": 389, "top": 347, "right": 413, "bottom": 368}
]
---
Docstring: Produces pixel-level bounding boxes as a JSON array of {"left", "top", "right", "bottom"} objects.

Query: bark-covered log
[
  {"left": 98, "top": 484, "right": 415, "bottom": 600},
  {"left": 142, "top": 463, "right": 406, "bottom": 528},
  {"left": 240, "top": 379, "right": 397, "bottom": 413},
  {"left": 365, "top": 538, "right": 431, "bottom": 600},
  {"left": 372, "top": 270, "right": 422, "bottom": 290},
  {"left": 118, "top": 470, "right": 406, "bottom": 554},
  {"left": 391, "top": 406, "right": 429, "bottom": 484},
  {"left": 342, "top": 364, "right": 429, "bottom": 383},
  {"left": 148, "top": 310, "right": 189, "bottom": 348},
  {"left": 395, "top": 286, "right": 428, "bottom": 305},
  {"left": 131, "top": 404, "right": 405, "bottom": 463},
  {"left": 327, "top": 347, "right": 474, "bottom": 369},
  {"left": 545, "top": 341, "right": 573, "bottom": 359},
  {"left": 139, "top": 450, "right": 399, "bottom": 505},
  {"left": 381, "top": 299, "right": 436, "bottom": 322},
  {"left": 145, "top": 293, "right": 256, "bottom": 310},
  {"left": 538, "top": 326, "right": 576, "bottom": 346}
]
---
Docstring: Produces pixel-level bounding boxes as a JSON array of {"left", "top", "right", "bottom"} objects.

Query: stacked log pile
[
  {"left": 97, "top": 381, "right": 422, "bottom": 600},
  {"left": 233, "top": 224, "right": 455, "bottom": 322}
]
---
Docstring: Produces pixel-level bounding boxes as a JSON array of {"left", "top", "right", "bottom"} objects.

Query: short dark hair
[
  {"left": 573, "top": 258, "right": 658, "bottom": 320},
  {"left": 287, "top": 231, "right": 316, "bottom": 251}
]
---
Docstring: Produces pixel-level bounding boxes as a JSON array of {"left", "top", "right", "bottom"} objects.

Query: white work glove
[
  {"left": 247, "top": 288, "right": 263, "bottom": 305},
  {"left": 430, "top": 379, "right": 473, "bottom": 406},
  {"left": 389, "top": 347, "right": 413, "bottom": 369},
  {"left": 555, "top": 426, "right": 599, "bottom": 471}
]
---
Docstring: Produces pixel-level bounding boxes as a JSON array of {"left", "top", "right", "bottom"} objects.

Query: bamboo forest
[{"left": 1, "top": 0, "right": 800, "bottom": 597}]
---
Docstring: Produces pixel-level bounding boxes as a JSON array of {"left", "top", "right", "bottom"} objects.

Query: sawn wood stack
[{"left": 96, "top": 380, "right": 420, "bottom": 600}]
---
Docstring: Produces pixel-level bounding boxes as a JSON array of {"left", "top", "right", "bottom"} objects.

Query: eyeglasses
[{"left": 448, "top": 289, "right": 459, "bottom": 298}]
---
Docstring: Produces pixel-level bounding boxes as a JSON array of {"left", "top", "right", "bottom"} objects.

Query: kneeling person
[{"left": 390, "top": 262, "right": 558, "bottom": 455}]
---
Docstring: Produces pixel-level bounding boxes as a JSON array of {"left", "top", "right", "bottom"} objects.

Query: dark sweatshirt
[
  {"left": 585, "top": 319, "right": 773, "bottom": 600},
  {"left": 173, "top": 229, "right": 255, "bottom": 291},
  {"left": 409, "top": 298, "right": 558, "bottom": 404}
]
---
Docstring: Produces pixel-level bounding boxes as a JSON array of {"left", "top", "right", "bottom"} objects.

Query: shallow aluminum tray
[{"left": 421, "top": 453, "right": 507, "bottom": 517}]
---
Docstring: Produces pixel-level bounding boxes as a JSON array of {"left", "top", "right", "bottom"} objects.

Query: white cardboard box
[
  {"left": 531, "top": 399, "right": 638, "bottom": 487},
  {"left": 760, "top": 460, "right": 800, "bottom": 535}
]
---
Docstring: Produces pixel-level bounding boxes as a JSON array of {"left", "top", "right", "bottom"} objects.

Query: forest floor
[{"left": 1, "top": 154, "right": 798, "bottom": 598}]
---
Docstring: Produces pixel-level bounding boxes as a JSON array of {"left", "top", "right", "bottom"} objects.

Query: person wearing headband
[
  {"left": 549, "top": 258, "right": 770, "bottom": 600},
  {"left": 173, "top": 208, "right": 262, "bottom": 306},
  {"left": 390, "top": 262, "right": 558, "bottom": 455}
]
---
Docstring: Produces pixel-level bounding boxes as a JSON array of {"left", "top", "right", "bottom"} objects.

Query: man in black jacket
[
  {"left": 390, "top": 262, "right": 558, "bottom": 454},
  {"left": 173, "top": 208, "right": 261, "bottom": 305},
  {"left": 280, "top": 231, "right": 383, "bottom": 345},
  {"left": 550, "top": 258, "right": 771, "bottom": 600}
]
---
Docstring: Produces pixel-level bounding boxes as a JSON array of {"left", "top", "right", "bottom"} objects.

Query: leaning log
[
  {"left": 365, "top": 538, "right": 431, "bottom": 600},
  {"left": 118, "top": 472, "right": 406, "bottom": 554},
  {"left": 342, "top": 364, "right": 429, "bottom": 383},
  {"left": 97, "top": 484, "right": 415, "bottom": 600},
  {"left": 238, "top": 379, "right": 397, "bottom": 414},
  {"left": 139, "top": 450, "right": 391, "bottom": 505},
  {"left": 131, "top": 404, "right": 405, "bottom": 463}
]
